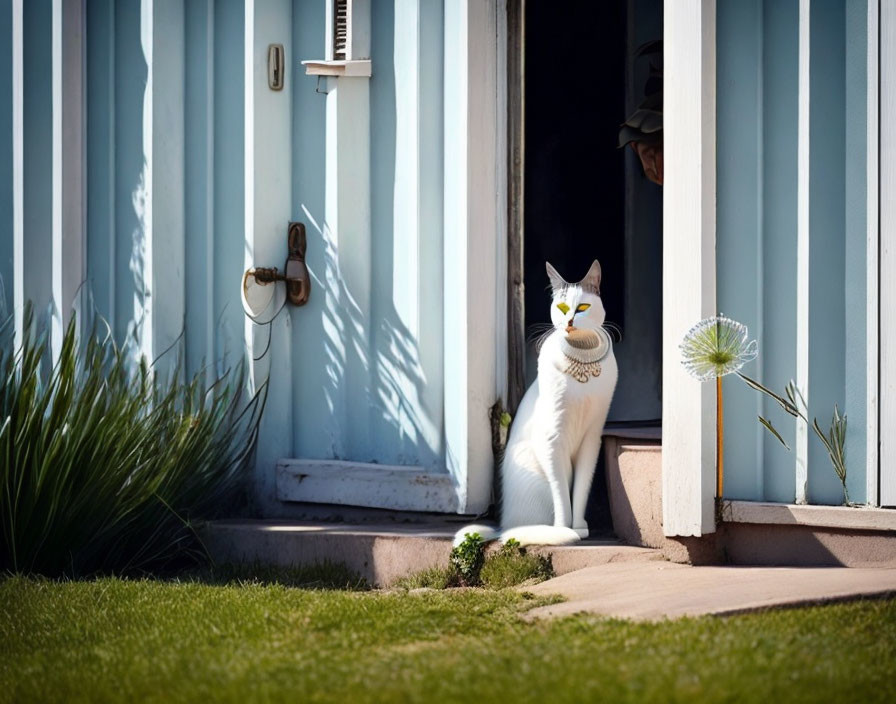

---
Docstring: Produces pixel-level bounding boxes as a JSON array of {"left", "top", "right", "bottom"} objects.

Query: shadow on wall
[
  {"left": 84, "top": 0, "right": 159, "bottom": 367},
  {"left": 295, "top": 204, "right": 442, "bottom": 470},
  {"left": 289, "top": 0, "right": 444, "bottom": 471}
]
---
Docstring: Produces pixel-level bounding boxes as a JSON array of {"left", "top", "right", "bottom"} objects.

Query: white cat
[{"left": 456, "top": 260, "right": 618, "bottom": 546}]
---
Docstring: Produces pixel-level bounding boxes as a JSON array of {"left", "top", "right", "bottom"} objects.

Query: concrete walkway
[{"left": 523, "top": 561, "right": 896, "bottom": 621}]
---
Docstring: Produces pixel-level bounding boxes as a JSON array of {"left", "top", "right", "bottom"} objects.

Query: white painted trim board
[
  {"left": 880, "top": 0, "right": 896, "bottom": 506},
  {"left": 662, "top": 0, "right": 717, "bottom": 536}
]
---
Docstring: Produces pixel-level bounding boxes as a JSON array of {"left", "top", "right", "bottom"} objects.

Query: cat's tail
[
  {"left": 499, "top": 525, "right": 581, "bottom": 547},
  {"left": 452, "top": 524, "right": 500, "bottom": 547}
]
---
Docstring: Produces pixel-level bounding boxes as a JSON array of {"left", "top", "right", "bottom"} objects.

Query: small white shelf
[
  {"left": 723, "top": 500, "right": 896, "bottom": 532},
  {"left": 302, "top": 59, "right": 372, "bottom": 77}
]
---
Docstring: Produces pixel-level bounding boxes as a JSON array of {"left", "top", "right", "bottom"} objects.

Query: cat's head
[{"left": 546, "top": 260, "right": 606, "bottom": 333}]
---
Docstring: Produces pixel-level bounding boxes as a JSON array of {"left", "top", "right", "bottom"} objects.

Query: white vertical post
[
  {"left": 245, "top": 0, "right": 293, "bottom": 508},
  {"left": 662, "top": 0, "right": 717, "bottom": 536},
  {"left": 348, "top": 0, "right": 371, "bottom": 60},
  {"left": 881, "top": 0, "right": 896, "bottom": 506},
  {"left": 325, "top": 0, "right": 334, "bottom": 61},
  {"left": 443, "top": 0, "right": 498, "bottom": 514},
  {"left": 51, "top": 0, "right": 86, "bottom": 357},
  {"left": 795, "top": 0, "right": 811, "bottom": 504},
  {"left": 11, "top": 0, "right": 23, "bottom": 347},
  {"left": 867, "top": 0, "right": 880, "bottom": 507}
]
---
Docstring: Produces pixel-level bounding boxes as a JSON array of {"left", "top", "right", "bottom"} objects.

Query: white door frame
[
  {"left": 441, "top": 0, "right": 501, "bottom": 515},
  {"left": 662, "top": 0, "right": 718, "bottom": 536}
]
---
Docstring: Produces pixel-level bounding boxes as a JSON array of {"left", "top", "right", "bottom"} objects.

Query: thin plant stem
[{"left": 717, "top": 376, "right": 724, "bottom": 499}]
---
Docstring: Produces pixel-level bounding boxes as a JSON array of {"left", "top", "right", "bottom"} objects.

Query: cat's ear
[
  {"left": 545, "top": 262, "right": 567, "bottom": 293},
  {"left": 579, "top": 260, "right": 602, "bottom": 294}
]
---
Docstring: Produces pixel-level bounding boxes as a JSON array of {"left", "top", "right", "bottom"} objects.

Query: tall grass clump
[{"left": 0, "top": 305, "right": 265, "bottom": 576}]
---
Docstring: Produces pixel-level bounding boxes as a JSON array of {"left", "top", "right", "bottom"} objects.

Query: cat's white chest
[{"left": 523, "top": 334, "right": 617, "bottom": 451}]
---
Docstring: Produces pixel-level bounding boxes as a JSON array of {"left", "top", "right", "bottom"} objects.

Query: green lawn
[{"left": 1, "top": 576, "right": 894, "bottom": 704}]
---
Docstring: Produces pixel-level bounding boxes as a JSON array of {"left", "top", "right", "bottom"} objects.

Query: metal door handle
[{"left": 284, "top": 221, "right": 311, "bottom": 306}]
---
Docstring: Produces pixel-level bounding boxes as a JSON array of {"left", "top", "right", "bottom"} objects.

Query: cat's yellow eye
[
  {"left": 557, "top": 302, "right": 570, "bottom": 315},
  {"left": 576, "top": 304, "right": 591, "bottom": 313}
]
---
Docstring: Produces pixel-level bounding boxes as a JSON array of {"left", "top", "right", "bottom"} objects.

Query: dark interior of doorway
[
  {"left": 523, "top": 0, "right": 663, "bottom": 535},
  {"left": 525, "top": 1, "right": 626, "bottom": 347}
]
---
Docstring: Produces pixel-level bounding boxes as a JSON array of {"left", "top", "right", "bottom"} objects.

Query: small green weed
[
  {"left": 449, "top": 532, "right": 486, "bottom": 585},
  {"left": 399, "top": 536, "right": 555, "bottom": 590}
]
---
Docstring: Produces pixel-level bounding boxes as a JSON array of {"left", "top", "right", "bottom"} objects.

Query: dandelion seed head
[{"left": 680, "top": 315, "right": 758, "bottom": 381}]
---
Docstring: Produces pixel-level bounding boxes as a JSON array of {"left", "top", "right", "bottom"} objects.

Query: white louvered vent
[
  {"left": 334, "top": 0, "right": 349, "bottom": 60},
  {"left": 302, "top": 0, "right": 370, "bottom": 77}
]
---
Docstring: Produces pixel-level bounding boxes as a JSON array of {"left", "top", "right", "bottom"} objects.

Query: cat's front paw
[{"left": 573, "top": 526, "right": 589, "bottom": 539}]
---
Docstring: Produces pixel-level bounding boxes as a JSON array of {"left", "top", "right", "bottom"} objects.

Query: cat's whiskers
[
  {"left": 526, "top": 322, "right": 554, "bottom": 339},
  {"left": 532, "top": 326, "right": 557, "bottom": 353},
  {"left": 527, "top": 323, "right": 555, "bottom": 349},
  {"left": 603, "top": 321, "right": 623, "bottom": 342}
]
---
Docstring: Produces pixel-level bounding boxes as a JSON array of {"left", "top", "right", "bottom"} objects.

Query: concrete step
[{"left": 200, "top": 519, "right": 663, "bottom": 588}]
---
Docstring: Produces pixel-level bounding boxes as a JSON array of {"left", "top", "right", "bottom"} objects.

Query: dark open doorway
[
  {"left": 524, "top": 2, "right": 627, "bottom": 363},
  {"left": 509, "top": 0, "right": 664, "bottom": 533},
  {"left": 520, "top": 0, "right": 663, "bottom": 428}
]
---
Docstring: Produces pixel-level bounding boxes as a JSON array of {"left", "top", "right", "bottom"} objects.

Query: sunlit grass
[{"left": 2, "top": 576, "right": 892, "bottom": 704}]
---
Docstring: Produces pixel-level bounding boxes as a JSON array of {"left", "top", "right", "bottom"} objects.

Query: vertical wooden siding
[
  {"left": 0, "top": 0, "right": 14, "bottom": 310},
  {"left": 2, "top": 0, "right": 472, "bottom": 513},
  {"left": 717, "top": 0, "right": 874, "bottom": 505},
  {"left": 85, "top": 0, "right": 244, "bottom": 374}
]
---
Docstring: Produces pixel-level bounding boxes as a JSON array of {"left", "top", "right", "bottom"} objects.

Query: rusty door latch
[{"left": 248, "top": 222, "right": 311, "bottom": 307}]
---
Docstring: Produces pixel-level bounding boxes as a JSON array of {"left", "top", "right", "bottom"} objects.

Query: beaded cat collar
[{"left": 559, "top": 328, "right": 612, "bottom": 383}]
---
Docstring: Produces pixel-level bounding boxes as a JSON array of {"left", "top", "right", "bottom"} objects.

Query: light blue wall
[
  {"left": 290, "top": 0, "right": 332, "bottom": 460},
  {"left": 82, "top": 0, "right": 450, "bottom": 482},
  {"left": 807, "top": 0, "right": 848, "bottom": 504},
  {"left": 86, "top": 0, "right": 147, "bottom": 344},
  {"left": 211, "top": 0, "right": 247, "bottom": 372},
  {"left": 759, "top": 0, "right": 801, "bottom": 503},
  {"left": 23, "top": 0, "right": 52, "bottom": 314},
  {"left": 717, "top": 0, "right": 799, "bottom": 503},
  {"left": 717, "top": 0, "right": 869, "bottom": 505},
  {"left": 369, "top": 0, "right": 444, "bottom": 467},
  {"left": 184, "top": 0, "right": 214, "bottom": 375},
  {"left": 843, "top": 0, "right": 869, "bottom": 505},
  {"left": 0, "top": 0, "right": 12, "bottom": 312},
  {"left": 86, "top": 0, "right": 243, "bottom": 371},
  {"left": 182, "top": 0, "right": 246, "bottom": 376}
]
